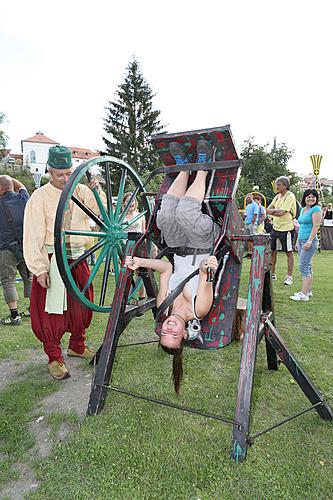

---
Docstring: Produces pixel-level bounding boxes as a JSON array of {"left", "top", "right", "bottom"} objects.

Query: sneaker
[
  {"left": 48, "top": 361, "right": 71, "bottom": 380},
  {"left": 308, "top": 290, "right": 313, "bottom": 297},
  {"left": 284, "top": 275, "right": 293, "bottom": 286},
  {"left": 67, "top": 347, "right": 95, "bottom": 361},
  {"left": 290, "top": 292, "right": 309, "bottom": 302},
  {"left": 169, "top": 142, "right": 187, "bottom": 165},
  {"left": 197, "top": 139, "right": 213, "bottom": 163},
  {"left": 0, "top": 315, "right": 22, "bottom": 326},
  {"left": 19, "top": 310, "right": 30, "bottom": 318},
  {"left": 271, "top": 274, "right": 277, "bottom": 281}
]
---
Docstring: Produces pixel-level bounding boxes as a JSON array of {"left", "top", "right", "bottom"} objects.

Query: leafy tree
[
  {"left": 238, "top": 138, "right": 300, "bottom": 203},
  {"left": 0, "top": 167, "right": 44, "bottom": 194},
  {"left": 0, "top": 112, "right": 8, "bottom": 158},
  {"left": 102, "top": 58, "right": 164, "bottom": 191}
]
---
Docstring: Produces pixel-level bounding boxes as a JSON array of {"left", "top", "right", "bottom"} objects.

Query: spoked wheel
[{"left": 55, "top": 156, "right": 152, "bottom": 313}]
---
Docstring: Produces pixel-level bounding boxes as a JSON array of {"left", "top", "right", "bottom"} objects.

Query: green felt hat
[{"left": 47, "top": 146, "right": 73, "bottom": 169}]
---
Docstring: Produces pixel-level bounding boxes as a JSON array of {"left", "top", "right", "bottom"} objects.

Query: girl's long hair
[{"left": 160, "top": 340, "right": 185, "bottom": 394}]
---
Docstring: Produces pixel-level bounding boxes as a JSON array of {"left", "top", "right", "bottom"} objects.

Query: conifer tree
[{"left": 102, "top": 59, "right": 164, "bottom": 182}]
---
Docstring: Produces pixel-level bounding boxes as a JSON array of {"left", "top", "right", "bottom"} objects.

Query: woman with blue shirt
[{"left": 290, "top": 189, "right": 322, "bottom": 302}]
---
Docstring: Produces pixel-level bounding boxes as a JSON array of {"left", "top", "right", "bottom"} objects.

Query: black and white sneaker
[{"left": 0, "top": 315, "right": 22, "bottom": 326}]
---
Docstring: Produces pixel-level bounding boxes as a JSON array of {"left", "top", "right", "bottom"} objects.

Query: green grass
[{"left": 0, "top": 252, "right": 332, "bottom": 499}]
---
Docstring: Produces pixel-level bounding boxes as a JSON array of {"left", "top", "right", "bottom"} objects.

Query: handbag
[{"left": 0, "top": 198, "right": 25, "bottom": 263}]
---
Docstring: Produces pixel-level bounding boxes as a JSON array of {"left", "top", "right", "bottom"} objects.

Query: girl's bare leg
[
  {"left": 166, "top": 171, "right": 190, "bottom": 198},
  {"left": 184, "top": 170, "right": 208, "bottom": 203}
]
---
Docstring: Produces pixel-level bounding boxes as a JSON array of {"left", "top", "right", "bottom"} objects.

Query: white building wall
[{"left": 22, "top": 141, "right": 58, "bottom": 174}]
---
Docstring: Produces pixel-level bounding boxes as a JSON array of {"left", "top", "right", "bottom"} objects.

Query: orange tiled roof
[
  {"left": 68, "top": 147, "right": 99, "bottom": 159},
  {"left": 0, "top": 149, "right": 23, "bottom": 160},
  {"left": 22, "top": 133, "right": 59, "bottom": 144}
]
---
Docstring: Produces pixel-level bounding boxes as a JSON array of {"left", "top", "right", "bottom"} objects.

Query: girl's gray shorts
[{"left": 156, "top": 194, "right": 219, "bottom": 249}]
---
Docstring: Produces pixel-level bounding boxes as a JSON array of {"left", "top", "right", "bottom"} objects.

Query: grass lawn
[{"left": 0, "top": 251, "right": 332, "bottom": 499}]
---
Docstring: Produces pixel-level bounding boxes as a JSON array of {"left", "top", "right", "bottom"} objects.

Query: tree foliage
[
  {"left": 238, "top": 138, "right": 300, "bottom": 203},
  {"left": 102, "top": 58, "right": 164, "bottom": 190},
  {"left": 0, "top": 167, "right": 48, "bottom": 194},
  {"left": 0, "top": 112, "right": 8, "bottom": 157}
]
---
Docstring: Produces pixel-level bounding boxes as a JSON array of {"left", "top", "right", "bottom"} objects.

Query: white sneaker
[
  {"left": 308, "top": 290, "right": 313, "bottom": 297},
  {"left": 272, "top": 274, "right": 277, "bottom": 281},
  {"left": 284, "top": 275, "right": 293, "bottom": 286},
  {"left": 290, "top": 292, "right": 309, "bottom": 301}
]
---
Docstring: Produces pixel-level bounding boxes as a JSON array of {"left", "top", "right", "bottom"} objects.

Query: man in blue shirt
[
  {"left": 243, "top": 193, "right": 259, "bottom": 258},
  {"left": 0, "top": 175, "right": 32, "bottom": 325}
]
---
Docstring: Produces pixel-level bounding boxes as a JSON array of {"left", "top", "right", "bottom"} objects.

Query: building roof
[
  {"left": 21, "top": 132, "right": 59, "bottom": 144},
  {"left": 0, "top": 149, "right": 23, "bottom": 161},
  {"left": 68, "top": 147, "right": 99, "bottom": 159}
]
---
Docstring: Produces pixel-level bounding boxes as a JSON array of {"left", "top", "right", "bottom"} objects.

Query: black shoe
[
  {"left": 197, "top": 140, "right": 213, "bottom": 163},
  {"left": 169, "top": 142, "right": 187, "bottom": 164}
]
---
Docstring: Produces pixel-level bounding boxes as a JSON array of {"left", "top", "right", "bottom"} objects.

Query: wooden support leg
[
  {"left": 231, "top": 235, "right": 269, "bottom": 463},
  {"left": 261, "top": 271, "right": 279, "bottom": 371},
  {"left": 87, "top": 269, "right": 132, "bottom": 416},
  {"left": 264, "top": 319, "right": 333, "bottom": 421}
]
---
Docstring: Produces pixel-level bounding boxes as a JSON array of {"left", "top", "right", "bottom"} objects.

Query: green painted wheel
[{"left": 55, "top": 156, "right": 152, "bottom": 312}]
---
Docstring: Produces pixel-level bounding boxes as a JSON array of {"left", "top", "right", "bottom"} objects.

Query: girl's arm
[
  {"left": 303, "top": 211, "right": 322, "bottom": 250},
  {"left": 124, "top": 256, "right": 173, "bottom": 307}
]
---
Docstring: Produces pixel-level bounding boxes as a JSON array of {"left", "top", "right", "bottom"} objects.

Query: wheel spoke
[
  {"left": 71, "top": 195, "right": 108, "bottom": 231},
  {"left": 99, "top": 247, "right": 113, "bottom": 306},
  {"left": 64, "top": 230, "right": 107, "bottom": 238},
  {"left": 119, "top": 186, "right": 141, "bottom": 223},
  {"left": 115, "top": 169, "right": 127, "bottom": 220},
  {"left": 122, "top": 210, "right": 147, "bottom": 231},
  {"left": 91, "top": 187, "right": 111, "bottom": 226},
  {"left": 69, "top": 238, "right": 107, "bottom": 270},
  {"left": 104, "top": 162, "right": 114, "bottom": 223},
  {"left": 82, "top": 244, "right": 109, "bottom": 295}
]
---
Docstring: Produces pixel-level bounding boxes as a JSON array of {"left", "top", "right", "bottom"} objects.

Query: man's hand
[
  {"left": 12, "top": 177, "right": 25, "bottom": 192},
  {"left": 37, "top": 272, "right": 51, "bottom": 288},
  {"left": 125, "top": 256, "right": 141, "bottom": 271},
  {"left": 199, "top": 255, "right": 218, "bottom": 274},
  {"left": 88, "top": 178, "right": 100, "bottom": 192}
]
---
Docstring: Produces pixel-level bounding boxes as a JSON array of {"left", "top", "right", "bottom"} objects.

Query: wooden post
[{"left": 231, "top": 234, "right": 269, "bottom": 463}]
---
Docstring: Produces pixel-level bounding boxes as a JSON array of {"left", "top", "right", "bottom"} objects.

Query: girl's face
[
  {"left": 123, "top": 197, "right": 137, "bottom": 212},
  {"left": 305, "top": 193, "right": 317, "bottom": 206},
  {"left": 160, "top": 315, "right": 188, "bottom": 349}
]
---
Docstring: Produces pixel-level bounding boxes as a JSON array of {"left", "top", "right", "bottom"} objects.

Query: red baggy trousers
[{"left": 30, "top": 258, "right": 93, "bottom": 364}]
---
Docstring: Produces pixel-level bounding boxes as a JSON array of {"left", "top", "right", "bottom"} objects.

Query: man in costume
[
  {"left": 23, "top": 145, "right": 102, "bottom": 380},
  {"left": 0, "top": 175, "right": 32, "bottom": 325}
]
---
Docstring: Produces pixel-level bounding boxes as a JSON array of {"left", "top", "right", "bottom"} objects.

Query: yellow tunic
[{"left": 23, "top": 182, "right": 103, "bottom": 277}]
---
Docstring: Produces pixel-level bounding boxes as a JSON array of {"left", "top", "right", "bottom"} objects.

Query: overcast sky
[{"left": 1, "top": 0, "right": 332, "bottom": 178}]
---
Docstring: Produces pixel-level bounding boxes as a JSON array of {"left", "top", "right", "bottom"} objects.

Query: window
[{"left": 30, "top": 150, "right": 36, "bottom": 163}]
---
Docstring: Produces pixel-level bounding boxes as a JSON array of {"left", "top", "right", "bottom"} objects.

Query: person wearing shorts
[
  {"left": 267, "top": 176, "right": 296, "bottom": 285},
  {"left": 243, "top": 193, "right": 259, "bottom": 257},
  {"left": 125, "top": 140, "right": 218, "bottom": 394}
]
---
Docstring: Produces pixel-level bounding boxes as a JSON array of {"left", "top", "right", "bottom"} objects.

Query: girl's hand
[
  {"left": 88, "top": 178, "right": 100, "bottom": 192},
  {"left": 303, "top": 241, "right": 312, "bottom": 251},
  {"left": 124, "top": 256, "right": 141, "bottom": 270},
  {"left": 200, "top": 255, "right": 218, "bottom": 273}
]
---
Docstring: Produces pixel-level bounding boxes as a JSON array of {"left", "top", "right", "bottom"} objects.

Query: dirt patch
[{"left": 0, "top": 351, "right": 94, "bottom": 499}]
